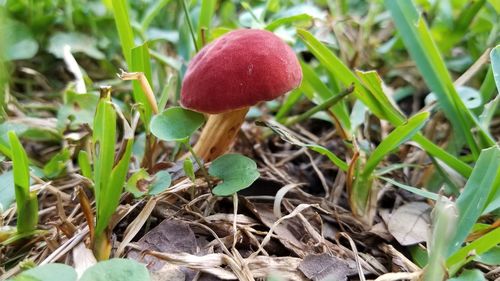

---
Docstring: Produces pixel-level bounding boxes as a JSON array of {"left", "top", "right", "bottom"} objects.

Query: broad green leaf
[
  {"left": 125, "top": 169, "right": 150, "bottom": 198},
  {"left": 47, "top": 32, "right": 105, "bottom": 59},
  {"left": 43, "top": 148, "right": 70, "bottom": 179},
  {"left": 209, "top": 154, "right": 260, "bottom": 196},
  {"left": 197, "top": 0, "right": 216, "bottom": 48},
  {"left": 131, "top": 42, "right": 154, "bottom": 129},
  {"left": 57, "top": 91, "right": 99, "bottom": 130},
  {"left": 475, "top": 246, "right": 500, "bottom": 266},
  {"left": 148, "top": 170, "right": 172, "bottom": 195},
  {"left": 2, "top": 19, "right": 38, "bottom": 60},
  {"left": 448, "top": 146, "right": 500, "bottom": 255},
  {"left": 447, "top": 227, "right": 500, "bottom": 275},
  {"left": 150, "top": 107, "right": 205, "bottom": 142},
  {"left": 111, "top": 0, "right": 135, "bottom": 65},
  {"left": 362, "top": 111, "right": 429, "bottom": 178},
  {"left": 12, "top": 264, "right": 77, "bottom": 281},
  {"left": 80, "top": 259, "right": 150, "bottom": 281},
  {"left": 448, "top": 269, "right": 486, "bottom": 281}
]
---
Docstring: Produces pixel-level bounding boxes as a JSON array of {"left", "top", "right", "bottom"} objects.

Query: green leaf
[
  {"left": 197, "top": 0, "right": 216, "bottom": 48},
  {"left": 2, "top": 19, "right": 38, "bottom": 60},
  {"left": 95, "top": 138, "right": 133, "bottom": 236},
  {"left": 448, "top": 269, "right": 486, "bottom": 281},
  {"left": 78, "top": 150, "right": 93, "bottom": 180},
  {"left": 8, "top": 131, "right": 38, "bottom": 234},
  {"left": 297, "top": 28, "right": 471, "bottom": 178},
  {"left": 424, "top": 197, "right": 458, "bottom": 281},
  {"left": 80, "top": 259, "right": 150, "bottom": 281},
  {"left": 362, "top": 111, "right": 429, "bottom": 178},
  {"left": 13, "top": 263, "right": 77, "bottom": 281},
  {"left": 265, "top": 13, "right": 312, "bottom": 31},
  {"left": 47, "top": 32, "right": 105, "bottom": 59},
  {"left": 111, "top": 0, "right": 135, "bottom": 66},
  {"left": 491, "top": 45, "right": 500, "bottom": 92},
  {"left": 447, "top": 227, "right": 500, "bottom": 276},
  {"left": 300, "top": 61, "right": 351, "bottom": 132},
  {"left": 183, "top": 158, "right": 196, "bottom": 182},
  {"left": 0, "top": 170, "right": 15, "bottom": 211},
  {"left": 93, "top": 92, "right": 117, "bottom": 220},
  {"left": 43, "top": 148, "right": 70, "bottom": 179},
  {"left": 448, "top": 146, "right": 500, "bottom": 255},
  {"left": 150, "top": 107, "right": 205, "bottom": 142},
  {"left": 385, "top": 0, "right": 494, "bottom": 158},
  {"left": 378, "top": 176, "right": 438, "bottom": 201},
  {"left": 209, "top": 154, "right": 260, "bottom": 196},
  {"left": 131, "top": 42, "right": 154, "bottom": 129},
  {"left": 258, "top": 120, "right": 347, "bottom": 171},
  {"left": 125, "top": 169, "right": 150, "bottom": 198},
  {"left": 148, "top": 170, "right": 172, "bottom": 195},
  {"left": 141, "top": 0, "right": 173, "bottom": 31}
]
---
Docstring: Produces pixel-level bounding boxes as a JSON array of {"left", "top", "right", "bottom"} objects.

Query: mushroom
[{"left": 181, "top": 29, "right": 302, "bottom": 161}]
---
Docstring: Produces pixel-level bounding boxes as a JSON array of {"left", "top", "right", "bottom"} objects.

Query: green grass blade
[
  {"left": 92, "top": 89, "right": 117, "bottom": 220},
  {"left": 385, "top": 0, "right": 495, "bottom": 158},
  {"left": 141, "top": 0, "right": 173, "bottom": 31},
  {"left": 131, "top": 42, "right": 154, "bottom": 129},
  {"left": 297, "top": 28, "right": 402, "bottom": 125},
  {"left": 275, "top": 88, "right": 302, "bottom": 121},
  {"left": 197, "top": 0, "right": 216, "bottom": 48},
  {"left": 78, "top": 150, "right": 93, "bottom": 180},
  {"left": 297, "top": 28, "right": 472, "bottom": 178},
  {"left": 425, "top": 197, "right": 458, "bottom": 280},
  {"left": 265, "top": 14, "right": 312, "bottom": 31},
  {"left": 378, "top": 176, "right": 438, "bottom": 200},
  {"left": 95, "top": 139, "right": 133, "bottom": 235},
  {"left": 111, "top": 0, "right": 135, "bottom": 66},
  {"left": 448, "top": 146, "right": 500, "bottom": 255},
  {"left": 447, "top": 226, "right": 500, "bottom": 276},
  {"left": 300, "top": 61, "right": 351, "bottom": 132},
  {"left": 8, "top": 131, "right": 38, "bottom": 234},
  {"left": 491, "top": 45, "right": 500, "bottom": 92},
  {"left": 362, "top": 111, "right": 429, "bottom": 178}
]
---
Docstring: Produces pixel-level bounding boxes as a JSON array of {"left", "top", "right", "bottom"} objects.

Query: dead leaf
[
  {"left": 298, "top": 253, "right": 356, "bottom": 281},
  {"left": 385, "top": 202, "right": 431, "bottom": 246}
]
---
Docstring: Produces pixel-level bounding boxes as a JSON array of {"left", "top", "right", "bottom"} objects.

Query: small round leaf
[
  {"left": 80, "top": 259, "right": 150, "bottom": 281},
  {"left": 15, "top": 263, "right": 77, "bottom": 281},
  {"left": 209, "top": 154, "right": 260, "bottom": 196},
  {"left": 148, "top": 170, "right": 172, "bottom": 195},
  {"left": 150, "top": 107, "right": 205, "bottom": 142}
]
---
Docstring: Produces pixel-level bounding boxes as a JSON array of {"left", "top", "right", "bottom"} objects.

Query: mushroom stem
[{"left": 192, "top": 107, "right": 249, "bottom": 162}]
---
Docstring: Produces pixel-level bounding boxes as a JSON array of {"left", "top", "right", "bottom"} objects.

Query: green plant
[
  {"left": 9, "top": 258, "right": 150, "bottom": 281},
  {"left": 82, "top": 86, "right": 134, "bottom": 260},
  {"left": 2, "top": 131, "right": 39, "bottom": 244}
]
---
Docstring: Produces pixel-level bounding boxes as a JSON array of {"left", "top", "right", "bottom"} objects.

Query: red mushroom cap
[{"left": 180, "top": 29, "right": 302, "bottom": 114}]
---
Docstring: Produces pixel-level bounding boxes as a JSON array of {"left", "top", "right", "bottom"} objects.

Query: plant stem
[
  {"left": 181, "top": 0, "right": 199, "bottom": 52},
  {"left": 284, "top": 84, "right": 354, "bottom": 127},
  {"left": 183, "top": 141, "right": 212, "bottom": 187}
]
